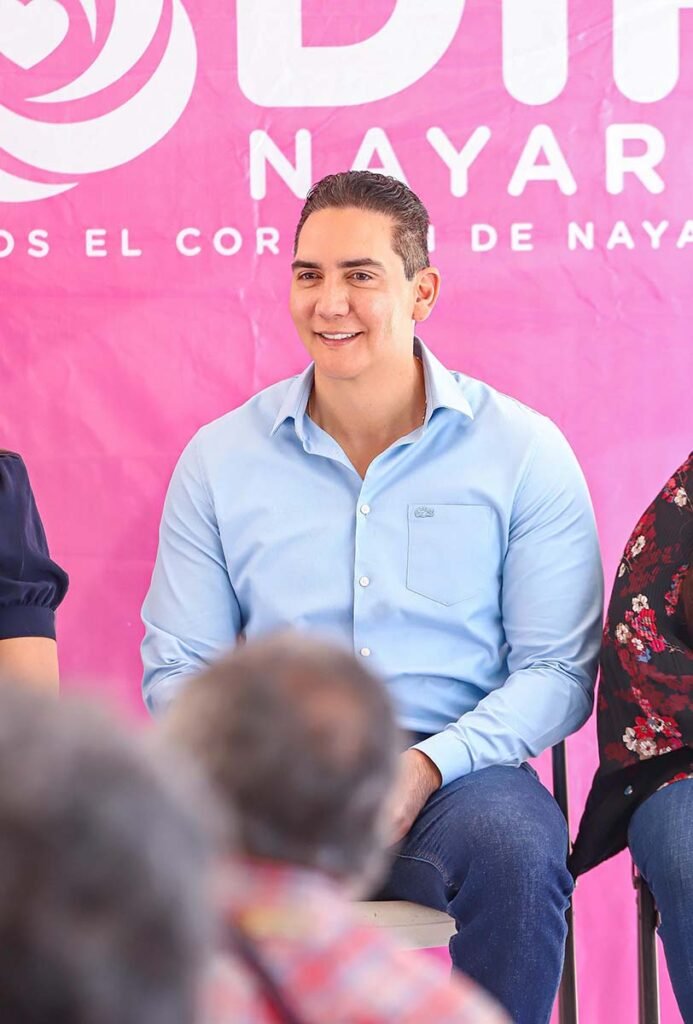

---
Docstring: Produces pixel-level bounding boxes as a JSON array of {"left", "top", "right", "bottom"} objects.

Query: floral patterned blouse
[{"left": 570, "top": 453, "right": 693, "bottom": 876}]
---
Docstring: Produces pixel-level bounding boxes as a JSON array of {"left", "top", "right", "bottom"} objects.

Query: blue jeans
[
  {"left": 376, "top": 755, "right": 573, "bottom": 1024},
  {"left": 628, "top": 778, "right": 693, "bottom": 1023}
]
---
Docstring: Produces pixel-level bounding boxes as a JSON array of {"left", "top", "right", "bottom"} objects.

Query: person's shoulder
[
  {"left": 451, "top": 371, "right": 561, "bottom": 447},
  {"left": 336, "top": 917, "right": 508, "bottom": 1024},
  {"left": 199, "top": 377, "right": 300, "bottom": 436},
  {"left": 193, "top": 375, "right": 303, "bottom": 451},
  {"left": 202, "top": 955, "right": 259, "bottom": 1024},
  {"left": 0, "top": 452, "right": 32, "bottom": 509},
  {"left": 0, "top": 450, "right": 27, "bottom": 476}
]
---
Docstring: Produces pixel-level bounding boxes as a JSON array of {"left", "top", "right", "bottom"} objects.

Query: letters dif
[{"left": 239, "top": 0, "right": 693, "bottom": 108}]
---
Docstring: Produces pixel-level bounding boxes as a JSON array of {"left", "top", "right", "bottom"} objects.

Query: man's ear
[{"left": 412, "top": 267, "right": 441, "bottom": 322}]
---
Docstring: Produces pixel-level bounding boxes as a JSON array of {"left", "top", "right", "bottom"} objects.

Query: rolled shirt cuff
[
  {"left": 412, "top": 728, "right": 473, "bottom": 788},
  {"left": 0, "top": 604, "right": 56, "bottom": 640}
]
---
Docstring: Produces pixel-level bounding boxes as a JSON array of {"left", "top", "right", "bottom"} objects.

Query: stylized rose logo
[
  {"left": 0, "top": 0, "right": 197, "bottom": 202},
  {"left": 0, "top": 0, "right": 69, "bottom": 70}
]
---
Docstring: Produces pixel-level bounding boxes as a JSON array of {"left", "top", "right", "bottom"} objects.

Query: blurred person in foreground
[
  {"left": 571, "top": 453, "right": 693, "bottom": 1021},
  {"left": 164, "top": 634, "right": 509, "bottom": 1024},
  {"left": 0, "top": 451, "right": 68, "bottom": 687},
  {"left": 144, "top": 170, "right": 604, "bottom": 1023},
  {"left": 0, "top": 682, "right": 214, "bottom": 1024}
]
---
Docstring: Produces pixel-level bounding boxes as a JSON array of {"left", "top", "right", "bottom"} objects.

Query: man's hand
[{"left": 389, "top": 748, "right": 442, "bottom": 845}]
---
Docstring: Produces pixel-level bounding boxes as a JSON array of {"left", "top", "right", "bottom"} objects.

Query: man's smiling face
[{"left": 289, "top": 206, "right": 424, "bottom": 381}]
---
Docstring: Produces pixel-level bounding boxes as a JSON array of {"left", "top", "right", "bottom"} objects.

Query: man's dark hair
[
  {"left": 294, "top": 171, "right": 430, "bottom": 280},
  {"left": 0, "top": 684, "right": 215, "bottom": 1024},
  {"left": 165, "top": 633, "right": 399, "bottom": 887}
]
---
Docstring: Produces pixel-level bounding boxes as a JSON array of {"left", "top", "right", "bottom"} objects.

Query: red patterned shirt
[{"left": 202, "top": 859, "right": 508, "bottom": 1024}]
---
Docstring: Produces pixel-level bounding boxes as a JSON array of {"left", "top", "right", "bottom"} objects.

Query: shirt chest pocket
[{"left": 406, "top": 504, "right": 494, "bottom": 606}]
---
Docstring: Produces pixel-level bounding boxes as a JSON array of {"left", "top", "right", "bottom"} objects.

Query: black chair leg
[
  {"left": 634, "top": 865, "right": 660, "bottom": 1024},
  {"left": 552, "top": 742, "right": 579, "bottom": 1024},
  {"left": 558, "top": 896, "right": 579, "bottom": 1024}
]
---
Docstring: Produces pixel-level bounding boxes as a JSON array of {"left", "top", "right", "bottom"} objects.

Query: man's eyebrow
[
  {"left": 291, "top": 260, "right": 321, "bottom": 271},
  {"left": 338, "top": 258, "right": 386, "bottom": 271},
  {"left": 290, "top": 258, "right": 387, "bottom": 272}
]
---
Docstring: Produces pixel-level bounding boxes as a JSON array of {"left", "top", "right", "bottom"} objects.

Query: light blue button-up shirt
[{"left": 142, "top": 339, "right": 603, "bottom": 785}]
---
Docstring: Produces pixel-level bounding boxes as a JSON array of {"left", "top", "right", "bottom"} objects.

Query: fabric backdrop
[{"left": 2, "top": 2, "right": 692, "bottom": 1019}]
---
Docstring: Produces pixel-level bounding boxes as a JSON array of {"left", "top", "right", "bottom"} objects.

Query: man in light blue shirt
[{"left": 142, "top": 171, "right": 603, "bottom": 1024}]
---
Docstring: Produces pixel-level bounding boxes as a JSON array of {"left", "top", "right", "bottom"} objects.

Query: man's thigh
[{"left": 377, "top": 763, "right": 570, "bottom": 906}]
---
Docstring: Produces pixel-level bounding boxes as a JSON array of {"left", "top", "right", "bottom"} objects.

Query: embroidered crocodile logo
[{"left": 414, "top": 506, "right": 435, "bottom": 518}]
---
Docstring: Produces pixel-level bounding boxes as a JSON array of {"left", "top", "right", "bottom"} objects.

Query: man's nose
[{"left": 314, "top": 279, "right": 349, "bottom": 319}]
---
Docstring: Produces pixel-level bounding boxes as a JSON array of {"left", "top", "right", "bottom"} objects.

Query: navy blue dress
[{"left": 0, "top": 452, "right": 68, "bottom": 640}]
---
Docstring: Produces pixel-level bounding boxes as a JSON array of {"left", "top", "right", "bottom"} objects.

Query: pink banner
[{"left": 2, "top": 2, "right": 691, "bottom": 1019}]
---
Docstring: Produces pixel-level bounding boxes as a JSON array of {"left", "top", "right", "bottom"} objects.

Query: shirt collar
[
  {"left": 415, "top": 337, "right": 474, "bottom": 422},
  {"left": 269, "top": 336, "right": 473, "bottom": 439},
  {"left": 270, "top": 364, "right": 314, "bottom": 439}
]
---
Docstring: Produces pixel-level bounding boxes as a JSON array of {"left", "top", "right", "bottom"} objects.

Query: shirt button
[
  {"left": 360, "top": 503, "right": 371, "bottom": 515},
  {"left": 359, "top": 576, "right": 370, "bottom": 588},
  {"left": 360, "top": 647, "right": 371, "bottom": 657}
]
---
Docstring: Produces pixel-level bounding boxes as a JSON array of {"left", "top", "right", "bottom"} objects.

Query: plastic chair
[
  {"left": 356, "top": 741, "right": 579, "bottom": 1024},
  {"left": 633, "top": 863, "right": 660, "bottom": 1024},
  {"left": 353, "top": 898, "right": 455, "bottom": 949}
]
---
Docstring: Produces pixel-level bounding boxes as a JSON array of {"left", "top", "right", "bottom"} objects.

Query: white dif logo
[
  {"left": 239, "top": 0, "right": 693, "bottom": 108},
  {"left": 0, "top": 0, "right": 197, "bottom": 202}
]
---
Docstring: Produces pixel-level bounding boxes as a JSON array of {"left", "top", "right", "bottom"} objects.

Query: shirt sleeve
[
  {"left": 414, "top": 419, "right": 604, "bottom": 785},
  {"left": 0, "top": 453, "right": 69, "bottom": 641},
  {"left": 141, "top": 434, "right": 242, "bottom": 714}
]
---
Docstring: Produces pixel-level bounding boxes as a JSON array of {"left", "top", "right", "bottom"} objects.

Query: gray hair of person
[
  {"left": 0, "top": 682, "right": 217, "bottom": 1024},
  {"left": 164, "top": 633, "right": 400, "bottom": 886},
  {"left": 293, "top": 170, "right": 430, "bottom": 280}
]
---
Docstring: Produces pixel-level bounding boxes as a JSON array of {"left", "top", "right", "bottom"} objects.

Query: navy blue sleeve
[{"left": 0, "top": 453, "right": 69, "bottom": 640}]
